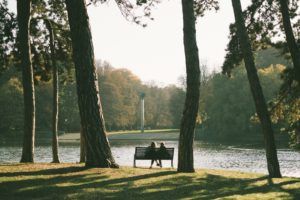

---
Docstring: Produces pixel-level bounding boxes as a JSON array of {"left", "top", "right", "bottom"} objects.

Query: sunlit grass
[
  {"left": 0, "top": 163, "right": 299, "bottom": 199},
  {"left": 108, "top": 129, "right": 179, "bottom": 135},
  {"left": 60, "top": 129, "right": 180, "bottom": 142}
]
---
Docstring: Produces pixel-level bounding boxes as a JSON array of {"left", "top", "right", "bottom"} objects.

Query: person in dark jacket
[
  {"left": 145, "top": 142, "right": 159, "bottom": 168},
  {"left": 157, "top": 142, "right": 170, "bottom": 168}
]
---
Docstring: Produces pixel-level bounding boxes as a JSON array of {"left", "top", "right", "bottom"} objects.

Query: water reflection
[{"left": 1, "top": 140, "right": 299, "bottom": 178}]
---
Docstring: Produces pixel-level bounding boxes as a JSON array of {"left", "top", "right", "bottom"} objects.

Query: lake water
[{"left": 1, "top": 140, "right": 300, "bottom": 178}]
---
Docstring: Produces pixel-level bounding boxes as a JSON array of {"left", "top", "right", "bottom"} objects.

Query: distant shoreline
[
  {"left": 59, "top": 131, "right": 180, "bottom": 143},
  {"left": 1, "top": 129, "right": 291, "bottom": 149}
]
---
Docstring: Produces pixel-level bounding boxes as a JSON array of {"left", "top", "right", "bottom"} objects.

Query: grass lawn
[
  {"left": 1, "top": 163, "right": 299, "bottom": 199},
  {"left": 59, "top": 129, "right": 179, "bottom": 142},
  {"left": 109, "top": 129, "right": 179, "bottom": 135}
]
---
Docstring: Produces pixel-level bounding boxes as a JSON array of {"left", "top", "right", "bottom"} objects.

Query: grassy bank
[
  {"left": 109, "top": 129, "right": 179, "bottom": 135},
  {"left": 59, "top": 129, "right": 179, "bottom": 142},
  {"left": 1, "top": 163, "right": 299, "bottom": 199}
]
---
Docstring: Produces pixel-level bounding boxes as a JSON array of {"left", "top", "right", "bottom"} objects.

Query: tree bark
[
  {"left": 231, "top": 0, "right": 281, "bottom": 178},
  {"left": 278, "top": 0, "right": 300, "bottom": 83},
  {"left": 45, "top": 19, "right": 60, "bottom": 163},
  {"left": 177, "top": 0, "right": 201, "bottom": 172},
  {"left": 17, "top": 0, "right": 35, "bottom": 163},
  {"left": 80, "top": 127, "right": 86, "bottom": 163},
  {"left": 65, "top": 0, "right": 118, "bottom": 168}
]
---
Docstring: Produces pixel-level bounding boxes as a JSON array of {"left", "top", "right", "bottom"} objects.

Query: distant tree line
[
  {"left": 1, "top": 48, "right": 296, "bottom": 147},
  {"left": 198, "top": 49, "right": 286, "bottom": 140},
  {"left": 0, "top": 60, "right": 185, "bottom": 136}
]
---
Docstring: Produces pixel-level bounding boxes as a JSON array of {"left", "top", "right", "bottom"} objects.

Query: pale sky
[
  {"left": 88, "top": 0, "right": 234, "bottom": 86},
  {"left": 9, "top": 0, "right": 250, "bottom": 85}
]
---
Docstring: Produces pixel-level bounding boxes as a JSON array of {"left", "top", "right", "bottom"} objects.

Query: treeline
[
  {"left": 0, "top": 60, "right": 185, "bottom": 137},
  {"left": 63, "top": 61, "right": 186, "bottom": 131},
  {"left": 198, "top": 62, "right": 284, "bottom": 139},
  {"left": 1, "top": 48, "right": 294, "bottom": 143},
  {"left": 198, "top": 48, "right": 295, "bottom": 143}
]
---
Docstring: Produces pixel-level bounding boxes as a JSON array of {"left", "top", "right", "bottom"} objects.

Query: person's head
[
  {"left": 150, "top": 142, "right": 156, "bottom": 148},
  {"left": 160, "top": 142, "right": 165, "bottom": 147}
]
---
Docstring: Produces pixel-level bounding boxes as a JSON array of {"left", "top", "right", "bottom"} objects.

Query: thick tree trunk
[
  {"left": 278, "top": 0, "right": 300, "bottom": 83},
  {"left": 231, "top": 0, "right": 281, "bottom": 178},
  {"left": 17, "top": 0, "right": 35, "bottom": 163},
  {"left": 45, "top": 19, "right": 60, "bottom": 163},
  {"left": 80, "top": 127, "right": 86, "bottom": 163},
  {"left": 177, "top": 0, "right": 201, "bottom": 172},
  {"left": 65, "top": 0, "right": 118, "bottom": 168}
]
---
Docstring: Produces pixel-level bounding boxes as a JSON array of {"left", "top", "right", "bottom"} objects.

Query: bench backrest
[{"left": 134, "top": 147, "right": 174, "bottom": 160}]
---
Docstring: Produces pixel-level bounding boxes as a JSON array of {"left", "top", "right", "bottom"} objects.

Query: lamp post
[{"left": 139, "top": 92, "right": 145, "bottom": 133}]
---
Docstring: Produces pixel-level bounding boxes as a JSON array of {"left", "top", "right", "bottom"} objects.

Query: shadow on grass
[
  {"left": 1, "top": 167, "right": 299, "bottom": 200},
  {"left": 0, "top": 165, "right": 85, "bottom": 177}
]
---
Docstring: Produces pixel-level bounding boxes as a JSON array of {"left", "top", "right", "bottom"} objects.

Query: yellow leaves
[
  {"left": 258, "top": 64, "right": 286, "bottom": 76},
  {"left": 7, "top": 77, "right": 23, "bottom": 92}
]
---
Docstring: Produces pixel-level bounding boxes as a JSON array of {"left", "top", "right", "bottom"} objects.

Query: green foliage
[
  {"left": 254, "top": 48, "right": 292, "bottom": 69},
  {"left": 89, "top": 0, "right": 159, "bottom": 27},
  {"left": 0, "top": 71, "right": 23, "bottom": 135},
  {"left": 98, "top": 62, "right": 141, "bottom": 130},
  {"left": 0, "top": 45, "right": 296, "bottom": 146},
  {"left": 245, "top": 0, "right": 299, "bottom": 45},
  {"left": 169, "top": 86, "right": 185, "bottom": 128},
  {"left": 194, "top": 0, "right": 219, "bottom": 17},
  {"left": 269, "top": 75, "right": 300, "bottom": 148},
  {"left": 1, "top": 47, "right": 295, "bottom": 144},
  {"left": 30, "top": 0, "right": 72, "bottom": 82},
  {"left": 0, "top": 61, "right": 186, "bottom": 137},
  {"left": 222, "top": 24, "right": 242, "bottom": 76},
  {"left": 199, "top": 69, "right": 256, "bottom": 138},
  {"left": 0, "top": 0, "right": 17, "bottom": 74},
  {"left": 222, "top": 0, "right": 299, "bottom": 75},
  {"left": 199, "top": 49, "right": 284, "bottom": 139},
  {"left": 59, "top": 78, "right": 80, "bottom": 132}
]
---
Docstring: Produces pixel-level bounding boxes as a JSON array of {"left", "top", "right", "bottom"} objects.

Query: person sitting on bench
[
  {"left": 145, "top": 141, "right": 159, "bottom": 168},
  {"left": 158, "top": 142, "right": 170, "bottom": 168}
]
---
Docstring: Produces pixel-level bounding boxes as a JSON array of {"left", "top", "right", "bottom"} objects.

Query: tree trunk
[
  {"left": 80, "top": 127, "right": 86, "bottom": 163},
  {"left": 231, "top": 0, "right": 282, "bottom": 178},
  {"left": 65, "top": 0, "right": 118, "bottom": 168},
  {"left": 278, "top": 0, "right": 300, "bottom": 83},
  {"left": 177, "top": 0, "right": 201, "bottom": 172},
  {"left": 17, "top": 0, "right": 35, "bottom": 163},
  {"left": 45, "top": 19, "right": 60, "bottom": 163}
]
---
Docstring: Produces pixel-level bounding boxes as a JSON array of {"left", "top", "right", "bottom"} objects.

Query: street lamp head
[{"left": 139, "top": 92, "right": 145, "bottom": 99}]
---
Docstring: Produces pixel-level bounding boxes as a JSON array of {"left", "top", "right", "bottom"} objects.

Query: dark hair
[{"left": 150, "top": 142, "right": 156, "bottom": 148}]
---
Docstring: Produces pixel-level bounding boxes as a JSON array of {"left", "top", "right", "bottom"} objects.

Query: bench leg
[
  {"left": 171, "top": 160, "right": 173, "bottom": 168},
  {"left": 134, "top": 158, "right": 136, "bottom": 168}
]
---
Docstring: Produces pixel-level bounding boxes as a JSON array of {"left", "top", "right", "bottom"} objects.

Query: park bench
[{"left": 133, "top": 147, "right": 174, "bottom": 168}]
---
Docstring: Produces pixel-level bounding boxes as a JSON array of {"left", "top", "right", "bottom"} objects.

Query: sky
[
  {"left": 88, "top": 0, "right": 235, "bottom": 86},
  {"left": 9, "top": 0, "right": 250, "bottom": 86}
]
